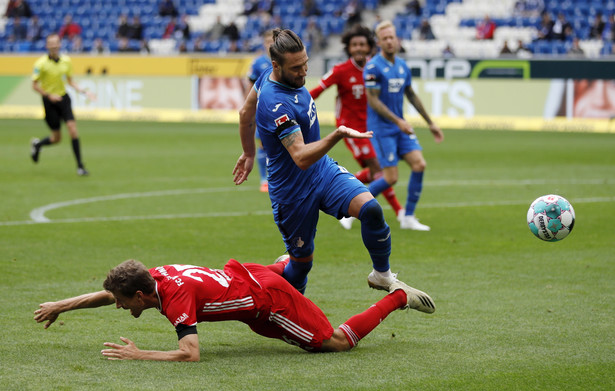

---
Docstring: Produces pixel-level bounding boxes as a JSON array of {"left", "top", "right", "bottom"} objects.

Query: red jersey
[
  {"left": 150, "top": 260, "right": 334, "bottom": 350},
  {"left": 310, "top": 58, "right": 367, "bottom": 132}
]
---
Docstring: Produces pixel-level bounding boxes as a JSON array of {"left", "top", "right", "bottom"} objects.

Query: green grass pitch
[{"left": 1, "top": 118, "right": 614, "bottom": 390}]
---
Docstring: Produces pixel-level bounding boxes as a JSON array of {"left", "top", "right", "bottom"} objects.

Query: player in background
[
  {"left": 247, "top": 30, "right": 274, "bottom": 192},
  {"left": 30, "top": 33, "right": 96, "bottom": 176},
  {"left": 309, "top": 25, "right": 403, "bottom": 230},
  {"left": 233, "top": 29, "right": 435, "bottom": 303},
  {"left": 34, "top": 257, "right": 434, "bottom": 361},
  {"left": 364, "top": 21, "right": 444, "bottom": 231}
]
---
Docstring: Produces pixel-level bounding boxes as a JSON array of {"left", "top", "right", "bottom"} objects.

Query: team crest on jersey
[
  {"left": 274, "top": 114, "right": 290, "bottom": 127},
  {"left": 349, "top": 76, "right": 356, "bottom": 83}
]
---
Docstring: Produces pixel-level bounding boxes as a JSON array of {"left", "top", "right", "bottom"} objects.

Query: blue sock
[
  {"left": 368, "top": 177, "right": 390, "bottom": 198},
  {"left": 282, "top": 260, "right": 312, "bottom": 294},
  {"left": 358, "top": 199, "right": 391, "bottom": 272},
  {"left": 257, "top": 147, "right": 267, "bottom": 182},
  {"left": 406, "top": 171, "right": 424, "bottom": 216}
]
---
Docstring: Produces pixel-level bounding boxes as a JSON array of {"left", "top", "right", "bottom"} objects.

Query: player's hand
[
  {"left": 84, "top": 91, "right": 97, "bottom": 102},
  {"left": 34, "top": 302, "right": 61, "bottom": 329},
  {"left": 429, "top": 123, "right": 444, "bottom": 144},
  {"left": 101, "top": 337, "right": 140, "bottom": 360},
  {"left": 232, "top": 153, "right": 254, "bottom": 185},
  {"left": 397, "top": 119, "right": 415, "bottom": 136},
  {"left": 48, "top": 93, "right": 62, "bottom": 103},
  {"left": 337, "top": 125, "right": 373, "bottom": 139}
]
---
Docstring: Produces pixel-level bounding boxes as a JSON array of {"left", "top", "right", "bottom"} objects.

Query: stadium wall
[{"left": 0, "top": 55, "right": 614, "bottom": 133}]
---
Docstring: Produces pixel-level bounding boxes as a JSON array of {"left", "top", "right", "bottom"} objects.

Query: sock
[
  {"left": 354, "top": 167, "right": 371, "bottom": 183},
  {"left": 338, "top": 290, "right": 406, "bottom": 347},
  {"left": 282, "top": 259, "right": 312, "bottom": 294},
  {"left": 37, "top": 137, "right": 52, "bottom": 148},
  {"left": 406, "top": 171, "right": 424, "bottom": 216},
  {"left": 266, "top": 260, "right": 286, "bottom": 275},
  {"left": 257, "top": 147, "right": 267, "bottom": 183},
  {"left": 358, "top": 199, "right": 391, "bottom": 272},
  {"left": 368, "top": 177, "right": 390, "bottom": 198},
  {"left": 382, "top": 187, "right": 403, "bottom": 215},
  {"left": 71, "top": 138, "right": 83, "bottom": 168}
]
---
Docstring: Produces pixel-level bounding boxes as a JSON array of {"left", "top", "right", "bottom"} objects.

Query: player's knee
[
  {"left": 412, "top": 160, "right": 426, "bottom": 172},
  {"left": 358, "top": 198, "right": 385, "bottom": 228}
]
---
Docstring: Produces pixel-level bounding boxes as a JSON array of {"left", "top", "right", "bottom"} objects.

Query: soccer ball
[{"left": 527, "top": 195, "right": 575, "bottom": 242}]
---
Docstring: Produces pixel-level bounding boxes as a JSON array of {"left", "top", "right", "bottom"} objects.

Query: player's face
[
  {"left": 276, "top": 49, "right": 309, "bottom": 88},
  {"left": 376, "top": 26, "right": 398, "bottom": 57},
  {"left": 46, "top": 35, "right": 61, "bottom": 58},
  {"left": 348, "top": 36, "right": 370, "bottom": 64},
  {"left": 113, "top": 292, "right": 146, "bottom": 318}
]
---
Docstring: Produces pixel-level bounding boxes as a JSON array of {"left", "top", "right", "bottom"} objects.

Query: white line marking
[
  {"left": 28, "top": 187, "right": 253, "bottom": 223},
  {"left": 0, "top": 182, "right": 611, "bottom": 227}
]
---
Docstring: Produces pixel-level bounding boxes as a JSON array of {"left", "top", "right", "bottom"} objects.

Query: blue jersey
[
  {"left": 255, "top": 69, "right": 332, "bottom": 204},
  {"left": 364, "top": 54, "right": 412, "bottom": 137},
  {"left": 248, "top": 54, "right": 272, "bottom": 83}
]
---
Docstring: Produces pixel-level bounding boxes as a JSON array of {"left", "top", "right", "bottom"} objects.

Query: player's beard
[{"left": 280, "top": 68, "right": 305, "bottom": 89}]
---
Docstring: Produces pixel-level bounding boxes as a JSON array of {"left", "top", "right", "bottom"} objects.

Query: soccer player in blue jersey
[
  {"left": 364, "top": 20, "right": 444, "bottom": 231},
  {"left": 233, "top": 28, "right": 435, "bottom": 310},
  {"left": 247, "top": 30, "right": 274, "bottom": 193}
]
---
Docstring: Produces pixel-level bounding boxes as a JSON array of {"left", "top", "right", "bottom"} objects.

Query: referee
[{"left": 30, "top": 33, "right": 96, "bottom": 176}]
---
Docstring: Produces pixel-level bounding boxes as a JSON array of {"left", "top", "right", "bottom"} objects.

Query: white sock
[{"left": 374, "top": 269, "right": 393, "bottom": 279}]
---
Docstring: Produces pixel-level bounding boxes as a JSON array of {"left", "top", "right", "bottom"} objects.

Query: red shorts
[
  {"left": 242, "top": 263, "right": 334, "bottom": 351},
  {"left": 343, "top": 138, "right": 377, "bottom": 167}
]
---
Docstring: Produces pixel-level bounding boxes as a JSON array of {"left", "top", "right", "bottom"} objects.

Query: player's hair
[
  {"left": 375, "top": 20, "right": 396, "bottom": 37},
  {"left": 341, "top": 25, "right": 375, "bottom": 57},
  {"left": 103, "top": 259, "right": 155, "bottom": 297},
  {"left": 269, "top": 28, "right": 304, "bottom": 65}
]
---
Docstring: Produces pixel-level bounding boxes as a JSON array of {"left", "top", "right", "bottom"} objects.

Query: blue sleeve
[{"left": 364, "top": 62, "right": 381, "bottom": 90}]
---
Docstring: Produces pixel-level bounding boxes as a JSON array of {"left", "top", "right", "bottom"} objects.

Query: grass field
[{"left": 1, "top": 118, "right": 614, "bottom": 390}]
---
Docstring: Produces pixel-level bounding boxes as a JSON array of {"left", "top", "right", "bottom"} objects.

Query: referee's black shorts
[{"left": 43, "top": 94, "right": 75, "bottom": 130}]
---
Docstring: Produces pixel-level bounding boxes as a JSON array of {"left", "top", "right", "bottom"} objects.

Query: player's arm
[
  {"left": 404, "top": 85, "right": 443, "bottom": 143},
  {"left": 309, "top": 82, "right": 327, "bottom": 99},
  {"left": 32, "top": 79, "right": 61, "bottom": 103},
  {"left": 283, "top": 125, "right": 372, "bottom": 170},
  {"left": 34, "top": 290, "right": 116, "bottom": 329},
  {"left": 66, "top": 75, "right": 97, "bottom": 101},
  {"left": 233, "top": 86, "right": 258, "bottom": 185},
  {"left": 365, "top": 87, "right": 414, "bottom": 135},
  {"left": 101, "top": 333, "right": 200, "bottom": 362}
]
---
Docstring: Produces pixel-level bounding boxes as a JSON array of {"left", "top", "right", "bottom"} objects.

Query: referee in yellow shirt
[{"left": 30, "top": 33, "right": 96, "bottom": 176}]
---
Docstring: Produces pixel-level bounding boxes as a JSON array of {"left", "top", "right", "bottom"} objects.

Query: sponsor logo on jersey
[
  {"left": 274, "top": 114, "right": 290, "bottom": 127},
  {"left": 388, "top": 78, "right": 404, "bottom": 93},
  {"left": 174, "top": 313, "right": 189, "bottom": 326},
  {"left": 272, "top": 103, "right": 283, "bottom": 112}
]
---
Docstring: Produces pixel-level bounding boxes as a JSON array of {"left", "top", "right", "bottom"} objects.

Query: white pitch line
[
  {"left": 0, "top": 184, "right": 611, "bottom": 227},
  {"left": 28, "top": 187, "right": 253, "bottom": 223}
]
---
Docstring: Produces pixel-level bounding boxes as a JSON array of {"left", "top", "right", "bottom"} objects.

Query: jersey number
[{"left": 170, "top": 265, "right": 231, "bottom": 287}]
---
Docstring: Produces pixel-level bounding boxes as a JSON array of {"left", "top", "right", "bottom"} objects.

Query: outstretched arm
[
  {"left": 66, "top": 76, "right": 97, "bottom": 102},
  {"left": 233, "top": 87, "right": 258, "bottom": 185},
  {"left": 405, "top": 85, "right": 443, "bottom": 143},
  {"left": 34, "top": 290, "right": 115, "bottom": 329},
  {"left": 366, "top": 87, "right": 415, "bottom": 135},
  {"left": 101, "top": 333, "right": 200, "bottom": 362},
  {"left": 284, "top": 125, "right": 372, "bottom": 170}
]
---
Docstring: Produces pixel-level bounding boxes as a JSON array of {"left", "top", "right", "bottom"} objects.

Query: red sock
[
  {"left": 266, "top": 260, "right": 287, "bottom": 275},
  {"left": 382, "top": 187, "right": 403, "bottom": 215},
  {"left": 354, "top": 167, "right": 372, "bottom": 184},
  {"left": 338, "top": 290, "right": 406, "bottom": 347}
]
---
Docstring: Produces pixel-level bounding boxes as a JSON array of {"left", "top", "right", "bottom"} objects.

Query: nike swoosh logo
[{"left": 377, "top": 231, "right": 392, "bottom": 242}]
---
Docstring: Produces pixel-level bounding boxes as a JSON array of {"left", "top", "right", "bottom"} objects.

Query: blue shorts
[
  {"left": 371, "top": 132, "right": 422, "bottom": 168},
  {"left": 272, "top": 162, "right": 368, "bottom": 258}
]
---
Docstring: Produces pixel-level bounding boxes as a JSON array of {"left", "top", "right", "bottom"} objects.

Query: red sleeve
[
  {"left": 310, "top": 66, "right": 339, "bottom": 99},
  {"left": 309, "top": 84, "right": 326, "bottom": 99}
]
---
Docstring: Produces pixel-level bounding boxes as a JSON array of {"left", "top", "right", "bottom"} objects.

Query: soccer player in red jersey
[
  {"left": 34, "top": 256, "right": 434, "bottom": 361},
  {"left": 309, "top": 25, "right": 403, "bottom": 229}
]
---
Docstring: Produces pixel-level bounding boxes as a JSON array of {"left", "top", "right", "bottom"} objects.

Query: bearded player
[{"left": 309, "top": 25, "right": 403, "bottom": 230}]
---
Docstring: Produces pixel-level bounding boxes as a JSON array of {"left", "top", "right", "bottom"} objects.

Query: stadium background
[{"left": 1, "top": 0, "right": 615, "bottom": 132}]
